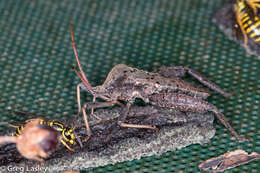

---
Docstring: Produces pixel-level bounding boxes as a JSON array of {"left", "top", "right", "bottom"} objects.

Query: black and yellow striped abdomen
[
  {"left": 240, "top": 11, "right": 260, "bottom": 42},
  {"left": 234, "top": 0, "right": 260, "bottom": 45}
]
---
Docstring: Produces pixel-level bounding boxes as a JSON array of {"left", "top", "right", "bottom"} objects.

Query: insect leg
[
  {"left": 155, "top": 66, "right": 187, "bottom": 78},
  {"left": 83, "top": 101, "right": 118, "bottom": 109},
  {"left": 118, "top": 102, "right": 158, "bottom": 131},
  {"left": 91, "top": 95, "right": 96, "bottom": 115},
  {"left": 77, "top": 83, "right": 87, "bottom": 113},
  {"left": 76, "top": 82, "right": 101, "bottom": 120},
  {"left": 60, "top": 138, "right": 74, "bottom": 151},
  {"left": 149, "top": 93, "right": 249, "bottom": 141},
  {"left": 82, "top": 107, "right": 91, "bottom": 142},
  {"left": 157, "top": 66, "right": 233, "bottom": 98},
  {"left": 81, "top": 101, "right": 118, "bottom": 141}
]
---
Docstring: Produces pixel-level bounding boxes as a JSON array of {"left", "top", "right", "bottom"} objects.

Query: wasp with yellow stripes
[
  {"left": 234, "top": 0, "right": 260, "bottom": 46},
  {"left": 9, "top": 113, "right": 82, "bottom": 151}
]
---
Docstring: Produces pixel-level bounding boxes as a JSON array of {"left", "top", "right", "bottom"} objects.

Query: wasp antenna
[{"left": 70, "top": 24, "right": 93, "bottom": 91}]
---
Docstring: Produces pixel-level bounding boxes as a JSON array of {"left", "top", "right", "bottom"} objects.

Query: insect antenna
[
  {"left": 70, "top": 24, "right": 94, "bottom": 93},
  {"left": 71, "top": 65, "right": 90, "bottom": 86}
]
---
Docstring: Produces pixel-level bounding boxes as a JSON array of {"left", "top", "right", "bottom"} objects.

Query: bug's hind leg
[
  {"left": 212, "top": 111, "right": 250, "bottom": 142},
  {"left": 148, "top": 93, "right": 250, "bottom": 141},
  {"left": 117, "top": 102, "right": 158, "bottom": 131},
  {"left": 156, "top": 66, "right": 233, "bottom": 98}
]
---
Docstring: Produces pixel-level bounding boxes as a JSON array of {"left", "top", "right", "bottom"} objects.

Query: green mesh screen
[{"left": 0, "top": 0, "right": 259, "bottom": 172}]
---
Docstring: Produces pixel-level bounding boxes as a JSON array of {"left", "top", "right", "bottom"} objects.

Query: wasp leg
[
  {"left": 157, "top": 66, "right": 233, "bottom": 98},
  {"left": 60, "top": 138, "right": 74, "bottom": 151},
  {"left": 149, "top": 93, "right": 250, "bottom": 141},
  {"left": 117, "top": 102, "right": 158, "bottom": 131}
]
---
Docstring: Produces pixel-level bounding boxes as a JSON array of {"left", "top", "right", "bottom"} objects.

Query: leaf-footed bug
[{"left": 70, "top": 25, "right": 249, "bottom": 142}]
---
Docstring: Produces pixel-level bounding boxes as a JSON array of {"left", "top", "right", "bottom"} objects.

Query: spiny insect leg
[
  {"left": 83, "top": 101, "right": 117, "bottom": 110},
  {"left": 148, "top": 93, "right": 249, "bottom": 141},
  {"left": 118, "top": 102, "right": 158, "bottom": 131},
  {"left": 157, "top": 66, "right": 233, "bottom": 98},
  {"left": 213, "top": 111, "right": 250, "bottom": 141},
  {"left": 155, "top": 66, "right": 187, "bottom": 78},
  {"left": 185, "top": 67, "right": 234, "bottom": 98}
]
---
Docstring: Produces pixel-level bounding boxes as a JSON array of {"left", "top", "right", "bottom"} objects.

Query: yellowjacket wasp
[{"left": 8, "top": 112, "right": 82, "bottom": 151}]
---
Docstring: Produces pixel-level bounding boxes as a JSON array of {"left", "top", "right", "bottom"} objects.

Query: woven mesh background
[{"left": 0, "top": 0, "right": 259, "bottom": 172}]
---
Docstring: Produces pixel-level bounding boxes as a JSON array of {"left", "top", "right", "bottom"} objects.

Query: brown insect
[
  {"left": 70, "top": 26, "right": 249, "bottom": 142},
  {"left": 0, "top": 119, "right": 60, "bottom": 162}
]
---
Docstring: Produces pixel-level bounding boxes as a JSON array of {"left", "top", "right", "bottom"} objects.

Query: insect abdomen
[
  {"left": 242, "top": 15, "right": 260, "bottom": 42},
  {"left": 235, "top": 0, "right": 260, "bottom": 43}
]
